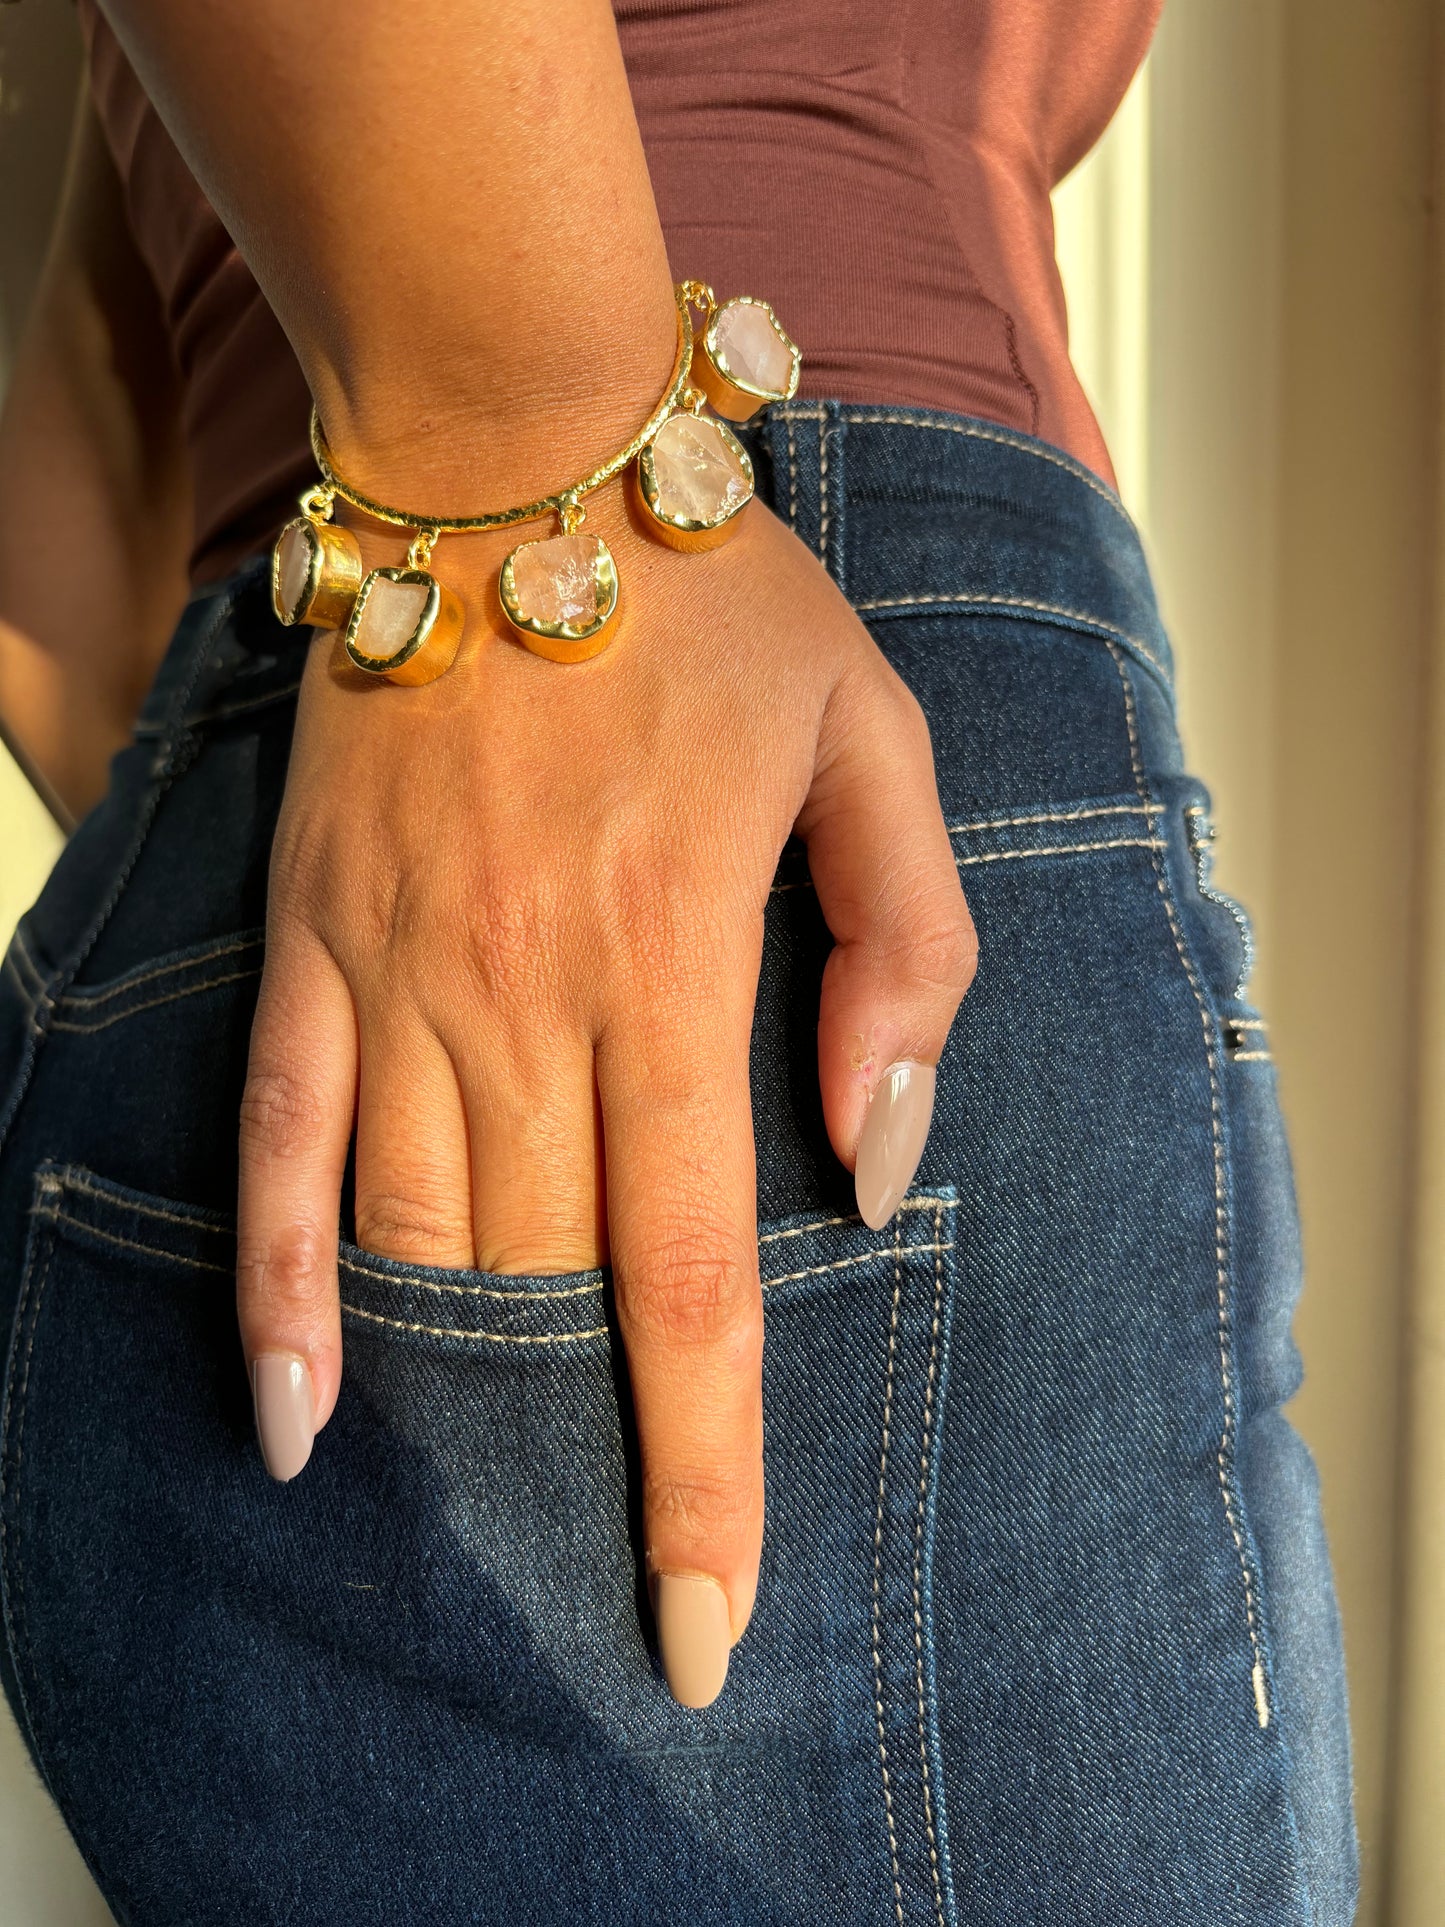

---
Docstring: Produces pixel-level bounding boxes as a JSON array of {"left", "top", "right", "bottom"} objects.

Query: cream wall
[{"left": 0, "top": 4, "right": 1438, "bottom": 1924}]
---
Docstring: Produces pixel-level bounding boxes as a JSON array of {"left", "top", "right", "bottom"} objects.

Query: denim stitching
[
  {"left": 872, "top": 1216, "right": 907, "bottom": 1925},
  {"left": 1184, "top": 805, "right": 1255, "bottom": 998},
  {"left": 341, "top": 1302, "right": 611, "bottom": 1345},
  {"left": 818, "top": 421, "right": 831, "bottom": 561},
  {"left": 956, "top": 837, "right": 1164, "bottom": 869},
  {"left": 822, "top": 408, "right": 1132, "bottom": 529},
  {"left": 914, "top": 1203, "right": 947, "bottom": 1926},
  {"left": 3, "top": 952, "right": 44, "bottom": 1035},
  {"left": 757, "top": 1200, "right": 958, "bottom": 1245},
  {"left": 1106, "top": 640, "right": 1270, "bottom": 1730},
  {"left": 59, "top": 933, "right": 265, "bottom": 1007},
  {"left": 945, "top": 803, "right": 1161, "bottom": 835},
  {"left": 785, "top": 417, "right": 799, "bottom": 534},
  {"left": 37, "top": 1174, "right": 957, "bottom": 1301},
  {"left": 341, "top": 1240, "right": 956, "bottom": 1303},
  {"left": 340, "top": 1246, "right": 958, "bottom": 1344},
  {"left": 758, "top": 1214, "right": 859, "bottom": 1243},
  {"left": 852, "top": 592, "right": 1169, "bottom": 686},
  {"left": 50, "top": 966, "right": 263, "bottom": 1034},
  {"left": 45, "top": 1174, "right": 222, "bottom": 1235},
  {"left": 1231, "top": 1051, "right": 1273, "bottom": 1064},
  {"left": 340, "top": 1255, "right": 602, "bottom": 1302},
  {"left": 765, "top": 1242, "right": 951, "bottom": 1290},
  {"left": 770, "top": 838, "right": 1166, "bottom": 898},
  {"left": 9, "top": 930, "right": 49, "bottom": 1001},
  {"left": 34, "top": 1209, "right": 233, "bottom": 1275}
]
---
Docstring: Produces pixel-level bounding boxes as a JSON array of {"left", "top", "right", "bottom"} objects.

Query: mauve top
[{"left": 77, "top": 0, "right": 1159, "bottom": 583}]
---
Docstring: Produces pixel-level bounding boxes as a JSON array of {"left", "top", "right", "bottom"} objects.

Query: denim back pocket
[{"left": 1, "top": 1161, "right": 962, "bottom": 1926}]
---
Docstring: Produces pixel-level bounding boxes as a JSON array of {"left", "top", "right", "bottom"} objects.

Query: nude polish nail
[
  {"left": 855, "top": 1058, "right": 937, "bottom": 1230},
  {"left": 655, "top": 1573, "right": 731, "bottom": 1709},
  {"left": 251, "top": 1354, "right": 315, "bottom": 1482}
]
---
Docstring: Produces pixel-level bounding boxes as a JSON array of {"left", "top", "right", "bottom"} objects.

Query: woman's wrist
[{"left": 298, "top": 261, "right": 681, "bottom": 515}]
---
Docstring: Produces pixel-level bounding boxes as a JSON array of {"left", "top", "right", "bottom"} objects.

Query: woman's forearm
[
  {"left": 0, "top": 83, "right": 191, "bottom": 823},
  {"left": 101, "top": 1, "right": 679, "bottom": 504}
]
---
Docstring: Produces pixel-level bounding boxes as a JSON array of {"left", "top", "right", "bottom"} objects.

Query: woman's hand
[{"left": 236, "top": 494, "right": 975, "bottom": 1706}]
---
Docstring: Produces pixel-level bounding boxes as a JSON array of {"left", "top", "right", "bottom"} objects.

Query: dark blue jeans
[{"left": 0, "top": 404, "right": 1356, "bottom": 1926}]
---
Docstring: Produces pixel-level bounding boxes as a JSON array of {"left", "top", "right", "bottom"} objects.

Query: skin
[
  {"left": 0, "top": 88, "right": 191, "bottom": 825},
  {"left": 8, "top": 3, "right": 977, "bottom": 1685}
]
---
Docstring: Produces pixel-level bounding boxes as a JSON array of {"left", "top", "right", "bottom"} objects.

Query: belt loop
[{"left": 762, "top": 403, "right": 830, "bottom": 567}]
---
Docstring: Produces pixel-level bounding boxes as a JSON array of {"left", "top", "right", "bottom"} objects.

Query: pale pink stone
[
  {"left": 650, "top": 414, "right": 751, "bottom": 524},
  {"left": 277, "top": 522, "right": 315, "bottom": 618},
  {"left": 350, "top": 576, "right": 430, "bottom": 659},
  {"left": 510, "top": 535, "right": 604, "bottom": 627},
  {"left": 713, "top": 301, "right": 794, "bottom": 395}
]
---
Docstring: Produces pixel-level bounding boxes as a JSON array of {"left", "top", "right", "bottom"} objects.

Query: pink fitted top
[{"left": 78, "top": 0, "right": 1159, "bottom": 582}]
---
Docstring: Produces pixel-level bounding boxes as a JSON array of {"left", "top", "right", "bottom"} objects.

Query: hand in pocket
[{"left": 234, "top": 503, "right": 976, "bottom": 1704}]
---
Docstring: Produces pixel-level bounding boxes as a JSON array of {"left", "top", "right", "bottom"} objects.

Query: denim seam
[
  {"left": 944, "top": 802, "right": 1161, "bottom": 835},
  {"left": 341, "top": 1301, "right": 611, "bottom": 1345},
  {"left": 852, "top": 593, "right": 1170, "bottom": 688},
  {"left": 804, "top": 407, "right": 1133, "bottom": 531},
  {"left": 47, "top": 1172, "right": 221, "bottom": 1235},
  {"left": 10, "top": 929, "right": 50, "bottom": 1002},
  {"left": 759, "top": 1200, "right": 959, "bottom": 1246},
  {"left": 33, "top": 1209, "right": 232, "bottom": 1276},
  {"left": 785, "top": 416, "right": 799, "bottom": 534},
  {"left": 913, "top": 1201, "right": 947, "bottom": 1927},
  {"left": 770, "top": 837, "right": 1168, "bottom": 898},
  {"left": 871, "top": 1216, "right": 907, "bottom": 1925},
  {"left": 1184, "top": 805, "right": 1256, "bottom": 999},
  {"left": 341, "top": 1256, "right": 601, "bottom": 1302},
  {"left": 58, "top": 933, "right": 265, "bottom": 1007},
  {"left": 49, "top": 966, "right": 264, "bottom": 1035},
  {"left": 1106, "top": 639, "right": 1271, "bottom": 1731},
  {"left": 764, "top": 1242, "right": 952, "bottom": 1290},
  {"left": 1231, "top": 1051, "right": 1274, "bottom": 1064},
  {"left": 340, "top": 1241, "right": 957, "bottom": 1341},
  {"left": 819, "top": 420, "right": 831, "bottom": 561},
  {"left": 341, "top": 1231, "right": 961, "bottom": 1302},
  {"left": 3, "top": 953, "right": 45, "bottom": 1039},
  {"left": 955, "top": 836, "right": 1164, "bottom": 869},
  {"left": 38, "top": 1174, "right": 961, "bottom": 1291}
]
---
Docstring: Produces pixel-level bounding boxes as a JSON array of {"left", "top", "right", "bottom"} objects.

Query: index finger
[{"left": 597, "top": 992, "right": 764, "bottom": 1710}]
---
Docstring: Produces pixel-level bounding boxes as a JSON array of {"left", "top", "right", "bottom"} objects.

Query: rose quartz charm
[
  {"left": 636, "top": 411, "right": 754, "bottom": 550},
  {"left": 694, "top": 297, "right": 800, "bottom": 421},
  {"left": 499, "top": 532, "right": 620, "bottom": 662}
]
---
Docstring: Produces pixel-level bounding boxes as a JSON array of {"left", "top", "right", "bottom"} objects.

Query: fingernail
[
  {"left": 855, "top": 1058, "right": 937, "bottom": 1230},
  {"left": 251, "top": 1354, "right": 315, "bottom": 1482},
  {"left": 655, "top": 1573, "right": 731, "bottom": 1709}
]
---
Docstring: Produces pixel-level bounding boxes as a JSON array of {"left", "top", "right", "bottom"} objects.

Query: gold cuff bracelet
[{"left": 269, "top": 280, "right": 800, "bottom": 683}]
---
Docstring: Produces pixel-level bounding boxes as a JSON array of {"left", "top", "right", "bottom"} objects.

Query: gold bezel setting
[
  {"left": 696, "top": 297, "right": 801, "bottom": 422},
  {"left": 498, "top": 534, "right": 620, "bottom": 663},
  {"left": 635, "top": 414, "right": 755, "bottom": 552},
  {"left": 271, "top": 515, "right": 363, "bottom": 629},
  {"left": 344, "top": 567, "right": 464, "bottom": 685}
]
